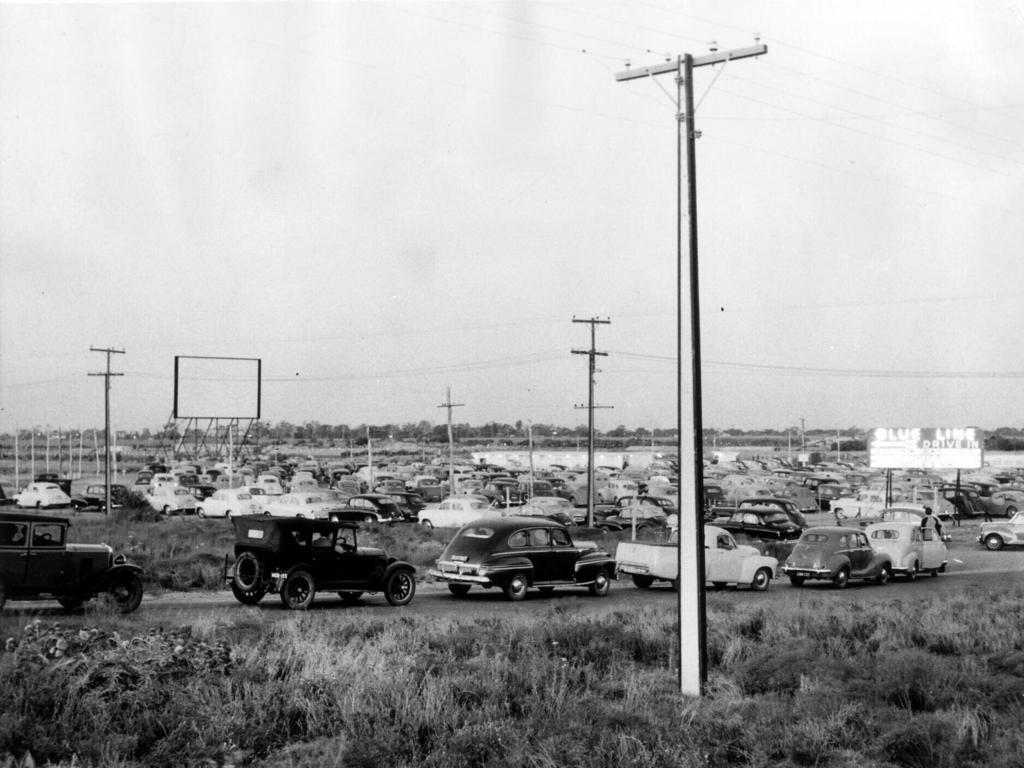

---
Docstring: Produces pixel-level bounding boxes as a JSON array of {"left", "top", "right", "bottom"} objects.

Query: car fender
[
  {"left": 381, "top": 560, "right": 416, "bottom": 584},
  {"left": 574, "top": 551, "right": 616, "bottom": 581},
  {"left": 480, "top": 556, "right": 535, "bottom": 583},
  {"left": 865, "top": 554, "right": 893, "bottom": 578},
  {"left": 86, "top": 563, "right": 144, "bottom": 594},
  {"left": 825, "top": 554, "right": 853, "bottom": 576}
]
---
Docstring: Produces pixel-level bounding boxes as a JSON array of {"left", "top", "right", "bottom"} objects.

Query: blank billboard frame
[{"left": 173, "top": 356, "right": 262, "bottom": 420}]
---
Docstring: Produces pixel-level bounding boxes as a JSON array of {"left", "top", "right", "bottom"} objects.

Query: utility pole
[
  {"left": 437, "top": 388, "right": 464, "bottom": 496},
  {"left": 800, "top": 418, "right": 806, "bottom": 452},
  {"left": 572, "top": 316, "right": 611, "bottom": 528},
  {"left": 89, "top": 346, "right": 125, "bottom": 516},
  {"left": 615, "top": 42, "right": 767, "bottom": 697}
]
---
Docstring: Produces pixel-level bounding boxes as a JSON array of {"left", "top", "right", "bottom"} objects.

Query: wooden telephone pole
[
  {"left": 572, "top": 316, "right": 611, "bottom": 528},
  {"left": 615, "top": 42, "right": 767, "bottom": 697},
  {"left": 89, "top": 346, "right": 125, "bottom": 515}
]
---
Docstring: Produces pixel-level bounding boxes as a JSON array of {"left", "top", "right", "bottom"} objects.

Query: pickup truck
[{"left": 615, "top": 525, "right": 778, "bottom": 591}]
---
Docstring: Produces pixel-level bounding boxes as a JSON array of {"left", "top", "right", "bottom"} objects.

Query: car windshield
[
  {"left": 764, "top": 512, "right": 790, "bottom": 523},
  {"left": 458, "top": 526, "right": 495, "bottom": 539}
]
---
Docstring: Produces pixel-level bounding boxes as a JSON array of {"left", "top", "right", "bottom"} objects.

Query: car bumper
[
  {"left": 781, "top": 566, "right": 832, "bottom": 580},
  {"left": 427, "top": 568, "right": 492, "bottom": 585}
]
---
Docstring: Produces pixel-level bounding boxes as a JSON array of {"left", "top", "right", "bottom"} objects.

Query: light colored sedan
[
  {"left": 197, "top": 489, "right": 259, "bottom": 519},
  {"left": 16, "top": 482, "right": 72, "bottom": 509},
  {"left": 263, "top": 493, "right": 342, "bottom": 520}
]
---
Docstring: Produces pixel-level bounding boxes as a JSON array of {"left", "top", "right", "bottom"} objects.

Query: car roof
[
  {"left": 1, "top": 511, "right": 70, "bottom": 525},
  {"left": 474, "top": 515, "right": 565, "bottom": 532}
]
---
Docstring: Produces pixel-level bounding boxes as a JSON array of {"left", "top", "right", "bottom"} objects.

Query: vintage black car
[
  {"left": 0, "top": 511, "right": 144, "bottom": 612},
  {"left": 70, "top": 483, "right": 133, "bottom": 511},
  {"left": 328, "top": 494, "right": 405, "bottom": 524},
  {"left": 428, "top": 516, "right": 615, "bottom": 600},
  {"left": 711, "top": 506, "right": 804, "bottom": 541},
  {"left": 224, "top": 515, "right": 416, "bottom": 609}
]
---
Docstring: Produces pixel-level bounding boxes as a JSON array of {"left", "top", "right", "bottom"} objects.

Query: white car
[
  {"left": 864, "top": 521, "right": 948, "bottom": 578},
  {"left": 263, "top": 493, "right": 341, "bottom": 520},
  {"left": 16, "top": 482, "right": 72, "bottom": 509},
  {"left": 417, "top": 495, "right": 499, "bottom": 529},
  {"left": 238, "top": 486, "right": 270, "bottom": 513},
  {"left": 146, "top": 486, "right": 198, "bottom": 515},
  {"left": 196, "top": 488, "right": 259, "bottom": 519},
  {"left": 252, "top": 474, "right": 285, "bottom": 496}
]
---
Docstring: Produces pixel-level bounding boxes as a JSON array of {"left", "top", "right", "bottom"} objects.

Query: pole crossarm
[{"left": 614, "top": 44, "right": 766, "bottom": 81}]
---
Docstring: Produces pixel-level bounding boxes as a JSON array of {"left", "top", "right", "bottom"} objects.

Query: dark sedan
[
  {"left": 428, "top": 516, "right": 615, "bottom": 600},
  {"left": 712, "top": 507, "right": 804, "bottom": 541}
]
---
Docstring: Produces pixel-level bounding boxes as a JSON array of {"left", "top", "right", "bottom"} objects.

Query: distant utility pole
[
  {"left": 800, "top": 418, "right": 806, "bottom": 452},
  {"left": 616, "top": 42, "right": 767, "bottom": 697},
  {"left": 572, "top": 316, "right": 611, "bottom": 528},
  {"left": 437, "top": 387, "right": 464, "bottom": 496},
  {"left": 89, "top": 346, "right": 125, "bottom": 516}
]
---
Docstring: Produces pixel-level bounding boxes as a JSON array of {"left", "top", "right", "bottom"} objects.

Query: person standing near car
[{"left": 921, "top": 506, "right": 943, "bottom": 537}]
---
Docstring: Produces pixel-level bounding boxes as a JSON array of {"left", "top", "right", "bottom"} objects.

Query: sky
[{"left": 2, "top": 0, "right": 1024, "bottom": 435}]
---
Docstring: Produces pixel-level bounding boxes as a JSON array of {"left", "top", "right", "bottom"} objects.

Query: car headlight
[{"left": 476, "top": 567, "right": 490, "bottom": 577}]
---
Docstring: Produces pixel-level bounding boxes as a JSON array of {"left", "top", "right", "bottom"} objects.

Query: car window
[
  {"left": 458, "top": 526, "right": 494, "bottom": 540},
  {"left": 469, "top": 501, "right": 489, "bottom": 511},
  {"left": 0, "top": 522, "right": 27, "bottom": 547},
  {"left": 855, "top": 533, "right": 869, "bottom": 547},
  {"left": 871, "top": 529, "right": 899, "bottom": 540},
  {"left": 508, "top": 531, "right": 529, "bottom": 548},
  {"left": 529, "top": 529, "right": 549, "bottom": 547},
  {"left": 551, "top": 529, "right": 570, "bottom": 547},
  {"left": 31, "top": 523, "right": 64, "bottom": 547},
  {"left": 717, "top": 534, "right": 735, "bottom": 550}
]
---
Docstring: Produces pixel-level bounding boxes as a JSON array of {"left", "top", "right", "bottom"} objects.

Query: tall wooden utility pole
[
  {"left": 572, "top": 316, "right": 611, "bottom": 528},
  {"left": 89, "top": 346, "right": 125, "bottom": 516},
  {"left": 437, "top": 388, "right": 464, "bottom": 496},
  {"left": 615, "top": 42, "right": 767, "bottom": 697}
]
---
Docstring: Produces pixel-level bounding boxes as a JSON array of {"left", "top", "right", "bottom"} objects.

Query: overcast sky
[{"left": 2, "top": 0, "right": 1023, "bottom": 435}]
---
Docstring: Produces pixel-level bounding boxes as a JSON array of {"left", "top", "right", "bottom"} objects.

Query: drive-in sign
[{"left": 869, "top": 427, "right": 983, "bottom": 469}]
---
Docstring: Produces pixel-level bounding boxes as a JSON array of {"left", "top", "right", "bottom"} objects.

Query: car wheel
[
  {"left": 875, "top": 563, "right": 891, "bottom": 585},
  {"left": 670, "top": 579, "right": 680, "bottom": 592},
  {"left": 420, "top": 519, "right": 433, "bottom": 529},
  {"left": 230, "top": 551, "right": 266, "bottom": 604},
  {"left": 833, "top": 507, "right": 845, "bottom": 519},
  {"left": 447, "top": 583, "right": 471, "bottom": 597},
  {"left": 631, "top": 574, "right": 655, "bottom": 589},
  {"left": 162, "top": 505, "right": 172, "bottom": 515},
  {"left": 588, "top": 570, "right": 611, "bottom": 597},
  {"left": 280, "top": 569, "right": 316, "bottom": 610},
  {"left": 196, "top": 507, "right": 206, "bottom": 518},
  {"left": 906, "top": 561, "right": 918, "bottom": 581},
  {"left": 833, "top": 566, "right": 850, "bottom": 589},
  {"left": 384, "top": 569, "right": 416, "bottom": 606},
  {"left": 789, "top": 575, "right": 805, "bottom": 587},
  {"left": 751, "top": 567, "right": 772, "bottom": 592},
  {"left": 338, "top": 591, "right": 364, "bottom": 604},
  {"left": 984, "top": 534, "right": 1005, "bottom": 551},
  {"left": 503, "top": 572, "right": 529, "bottom": 601},
  {"left": 363, "top": 514, "right": 376, "bottom": 524},
  {"left": 108, "top": 571, "right": 144, "bottom": 614},
  {"left": 35, "top": 501, "right": 42, "bottom": 510},
  {"left": 57, "top": 597, "right": 83, "bottom": 611},
  {"left": 1006, "top": 506, "right": 1017, "bottom": 517}
]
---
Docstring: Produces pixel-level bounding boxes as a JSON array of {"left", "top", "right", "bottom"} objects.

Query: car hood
[{"left": 66, "top": 543, "right": 113, "bottom": 555}]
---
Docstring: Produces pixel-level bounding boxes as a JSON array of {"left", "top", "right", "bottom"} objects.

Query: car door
[
  {"left": 548, "top": 527, "right": 579, "bottom": 582},
  {"left": 24, "top": 521, "right": 71, "bottom": 592},
  {"left": 0, "top": 520, "right": 29, "bottom": 590},
  {"left": 524, "top": 527, "right": 557, "bottom": 582},
  {"left": 848, "top": 531, "right": 873, "bottom": 574},
  {"left": 705, "top": 532, "right": 743, "bottom": 583},
  {"left": 919, "top": 526, "right": 944, "bottom": 570}
]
